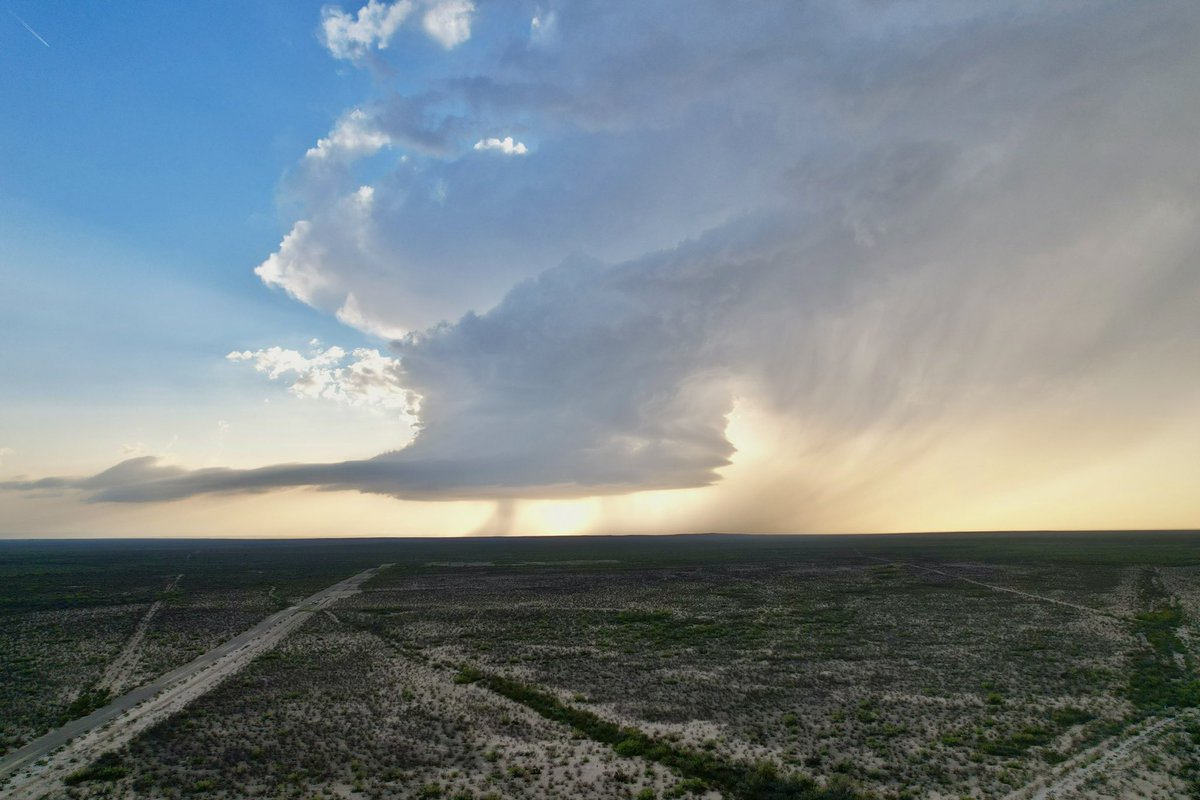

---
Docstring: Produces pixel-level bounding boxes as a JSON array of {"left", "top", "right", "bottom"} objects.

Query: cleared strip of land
[
  {"left": 1005, "top": 711, "right": 1193, "bottom": 800},
  {"left": 866, "top": 556, "right": 1123, "bottom": 619},
  {"left": 95, "top": 573, "right": 183, "bottom": 694},
  {"left": 0, "top": 565, "right": 383, "bottom": 799}
]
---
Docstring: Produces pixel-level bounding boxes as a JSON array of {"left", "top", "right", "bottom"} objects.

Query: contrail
[{"left": 9, "top": 8, "right": 50, "bottom": 47}]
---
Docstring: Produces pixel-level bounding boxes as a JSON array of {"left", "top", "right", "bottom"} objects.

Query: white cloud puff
[
  {"left": 422, "top": 0, "right": 474, "bottom": 49},
  {"left": 226, "top": 345, "right": 419, "bottom": 417},
  {"left": 321, "top": 0, "right": 414, "bottom": 60},
  {"left": 472, "top": 136, "right": 528, "bottom": 155},
  {"left": 305, "top": 110, "right": 391, "bottom": 161},
  {"left": 322, "top": 0, "right": 472, "bottom": 59}
]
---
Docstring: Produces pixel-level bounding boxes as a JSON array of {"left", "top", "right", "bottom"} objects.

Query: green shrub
[
  {"left": 616, "top": 737, "right": 648, "bottom": 757},
  {"left": 1051, "top": 706, "right": 1093, "bottom": 727},
  {"left": 63, "top": 752, "right": 127, "bottom": 785}
]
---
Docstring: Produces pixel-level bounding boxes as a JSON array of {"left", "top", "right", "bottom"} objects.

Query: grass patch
[{"left": 1127, "top": 575, "right": 1200, "bottom": 712}]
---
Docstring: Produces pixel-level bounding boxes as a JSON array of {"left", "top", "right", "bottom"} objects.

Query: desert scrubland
[{"left": 1, "top": 533, "right": 1198, "bottom": 799}]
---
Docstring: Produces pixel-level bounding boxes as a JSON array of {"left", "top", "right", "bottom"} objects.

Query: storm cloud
[{"left": 7, "top": 1, "right": 1200, "bottom": 520}]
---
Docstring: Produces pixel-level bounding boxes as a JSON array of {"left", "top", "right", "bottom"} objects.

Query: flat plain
[{"left": 1, "top": 532, "right": 1198, "bottom": 799}]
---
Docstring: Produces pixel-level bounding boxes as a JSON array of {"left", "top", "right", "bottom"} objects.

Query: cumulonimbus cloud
[{"left": 6, "top": 2, "right": 1200, "bottom": 519}]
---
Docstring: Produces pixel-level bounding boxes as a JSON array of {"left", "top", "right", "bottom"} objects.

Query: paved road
[{"left": 0, "top": 565, "right": 383, "bottom": 789}]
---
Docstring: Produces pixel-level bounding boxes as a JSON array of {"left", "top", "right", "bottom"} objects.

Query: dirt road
[
  {"left": 866, "top": 556, "right": 1123, "bottom": 619},
  {"left": 0, "top": 565, "right": 383, "bottom": 799},
  {"left": 95, "top": 572, "right": 184, "bottom": 694}
]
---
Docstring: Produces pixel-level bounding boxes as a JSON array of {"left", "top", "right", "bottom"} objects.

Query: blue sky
[
  {"left": 1, "top": 3, "right": 360, "bottom": 350},
  {"left": 2, "top": 1, "right": 1199, "bottom": 536},
  {"left": 3, "top": 3, "right": 348, "bottom": 257},
  {"left": 1, "top": 2, "right": 377, "bottom": 468}
]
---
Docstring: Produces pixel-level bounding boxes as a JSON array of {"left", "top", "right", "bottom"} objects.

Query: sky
[{"left": 1, "top": 1, "right": 1198, "bottom": 537}]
